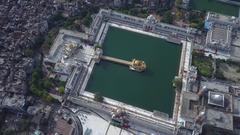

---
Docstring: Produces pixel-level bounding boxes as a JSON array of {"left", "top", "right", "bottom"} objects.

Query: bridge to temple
[{"left": 100, "top": 55, "right": 132, "bottom": 66}]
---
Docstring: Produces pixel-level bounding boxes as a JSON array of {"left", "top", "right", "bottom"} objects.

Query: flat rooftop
[
  {"left": 206, "top": 108, "right": 233, "bottom": 131},
  {"left": 86, "top": 26, "right": 182, "bottom": 115},
  {"left": 208, "top": 91, "right": 225, "bottom": 107},
  {"left": 206, "top": 11, "right": 240, "bottom": 24},
  {"left": 180, "top": 91, "right": 199, "bottom": 120},
  {"left": 211, "top": 26, "right": 228, "bottom": 44},
  {"left": 206, "top": 24, "right": 232, "bottom": 50},
  {"left": 45, "top": 29, "right": 94, "bottom": 66},
  {"left": 233, "top": 97, "right": 240, "bottom": 116},
  {"left": 192, "top": 0, "right": 239, "bottom": 16}
]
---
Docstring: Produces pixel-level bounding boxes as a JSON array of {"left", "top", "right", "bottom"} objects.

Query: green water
[
  {"left": 86, "top": 27, "right": 182, "bottom": 115},
  {"left": 191, "top": 0, "right": 239, "bottom": 16}
]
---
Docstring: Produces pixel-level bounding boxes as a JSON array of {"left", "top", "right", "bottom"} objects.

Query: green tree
[
  {"left": 95, "top": 44, "right": 102, "bottom": 49},
  {"left": 192, "top": 52, "right": 213, "bottom": 77},
  {"left": 129, "top": 8, "right": 139, "bottom": 16},
  {"left": 34, "top": 36, "right": 45, "bottom": 47},
  {"left": 59, "top": 86, "right": 65, "bottom": 95},
  {"left": 176, "top": 10, "right": 183, "bottom": 20},
  {"left": 172, "top": 76, "right": 182, "bottom": 91},
  {"left": 161, "top": 11, "right": 174, "bottom": 24},
  {"left": 175, "top": 0, "right": 182, "bottom": 6},
  {"left": 18, "top": 119, "right": 31, "bottom": 131},
  {"left": 24, "top": 48, "right": 34, "bottom": 57},
  {"left": 82, "top": 13, "right": 92, "bottom": 27},
  {"left": 132, "top": 0, "right": 141, "bottom": 4},
  {"left": 237, "top": 68, "right": 240, "bottom": 73},
  {"left": 93, "top": 93, "right": 104, "bottom": 102},
  {"left": 48, "top": 12, "right": 65, "bottom": 29},
  {"left": 3, "top": 130, "right": 15, "bottom": 135},
  {"left": 31, "top": 68, "right": 43, "bottom": 86},
  {"left": 43, "top": 79, "right": 53, "bottom": 90},
  {"left": 42, "top": 92, "right": 54, "bottom": 102},
  {"left": 29, "top": 67, "right": 56, "bottom": 103},
  {"left": 188, "top": 11, "right": 205, "bottom": 29}
]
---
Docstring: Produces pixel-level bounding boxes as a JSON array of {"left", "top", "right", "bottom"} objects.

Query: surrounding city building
[
  {"left": 53, "top": 116, "right": 74, "bottom": 135},
  {"left": 217, "top": 0, "right": 240, "bottom": 6},
  {"left": 205, "top": 12, "right": 240, "bottom": 53}
]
